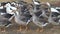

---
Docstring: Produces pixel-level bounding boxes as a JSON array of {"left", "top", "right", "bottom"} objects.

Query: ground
[{"left": 0, "top": 21, "right": 60, "bottom": 34}]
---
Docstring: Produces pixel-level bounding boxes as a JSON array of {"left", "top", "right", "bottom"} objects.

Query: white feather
[
  {"left": 34, "top": 2, "right": 40, "bottom": 5},
  {"left": 4, "top": 3, "right": 11, "bottom": 7},
  {"left": 33, "top": 0, "right": 40, "bottom": 5},
  {"left": 58, "top": 19, "right": 60, "bottom": 22},
  {"left": 42, "top": 23, "right": 48, "bottom": 26},
  {"left": 6, "top": 7, "right": 13, "bottom": 14},
  {"left": 0, "top": 13, "right": 6, "bottom": 15},
  {"left": 10, "top": 6, "right": 17, "bottom": 10},
  {"left": 11, "top": 2, "right": 16, "bottom": 5},
  {"left": 5, "top": 3, "right": 17, "bottom": 14},
  {"left": 51, "top": 8, "right": 59, "bottom": 13},
  {"left": 0, "top": 6, "right": 3, "bottom": 9},
  {"left": 55, "top": 7, "right": 60, "bottom": 9}
]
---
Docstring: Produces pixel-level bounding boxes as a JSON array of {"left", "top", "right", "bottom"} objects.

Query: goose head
[{"left": 46, "top": 2, "right": 51, "bottom": 7}]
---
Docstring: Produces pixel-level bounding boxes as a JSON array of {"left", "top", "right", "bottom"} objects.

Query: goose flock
[{"left": 0, "top": 0, "right": 60, "bottom": 31}]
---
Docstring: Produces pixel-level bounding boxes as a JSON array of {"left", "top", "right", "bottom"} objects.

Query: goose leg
[
  {"left": 20, "top": 26, "right": 22, "bottom": 31},
  {"left": 25, "top": 19, "right": 31, "bottom": 31},
  {"left": 39, "top": 28, "right": 44, "bottom": 32},
  {"left": 1, "top": 27, "right": 6, "bottom": 32},
  {"left": 36, "top": 28, "right": 44, "bottom": 32},
  {"left": 36, "top": 28, "right": 40, "bottom": 32},
  {"left": 25, "top": 26, "right": 28, "bottom": 31},
  {"left": 17, "top": 25, "right": 22, "bottom": 31}
]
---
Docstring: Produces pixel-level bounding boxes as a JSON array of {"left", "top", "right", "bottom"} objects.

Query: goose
[
  {"left": 46, "top": 2, "right": 59, "bottom": 13},
  {"left": 32, "top": 9, "right": 48, "bottom": 32},
  {"left": 3, "top": 2, "right": 17, "bottom": 21},
  {"left": 14, "top": 4, "right": 32, "bottom": 31},
  {"left": 32, "top": 3, "right": 49, "bottom": 32},
  {"left": 0, "top": 2, "right": 13, "bottom": 27},
  {"left": 46, "top": 2, "right": 60, "bottom": 25},
  {"left": 0, "top": 15, "right": 12, "bottom": 27},
  {"left": 0, "top": 14, "right": 12, "bottom": 32},
  {"left": 48, "top": 12, "right": 60, "bottom": 25}
]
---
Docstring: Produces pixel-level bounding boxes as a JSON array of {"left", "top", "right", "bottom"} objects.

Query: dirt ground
[
  {"left": 0, "top": 23, "right": 60, "bottom": 34},
  {"left": 0, "top": 19, "right": 60, "bottom": 34}
]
